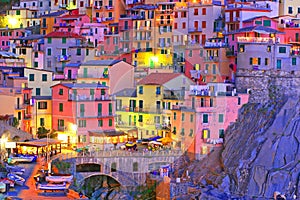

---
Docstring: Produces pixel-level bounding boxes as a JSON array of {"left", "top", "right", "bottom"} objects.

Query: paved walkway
[{"left": 18, "top": 156, "right": 87, "bottom": 200}]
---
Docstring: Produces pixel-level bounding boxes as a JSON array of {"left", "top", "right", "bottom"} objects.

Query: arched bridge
[{"left": 58, "top": 150, "right": 182, "bottom": 186}]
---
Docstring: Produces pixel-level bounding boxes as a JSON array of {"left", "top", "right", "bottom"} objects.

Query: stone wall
[{"left": 236, "top": 69, "right": 300, "bottom": 104}]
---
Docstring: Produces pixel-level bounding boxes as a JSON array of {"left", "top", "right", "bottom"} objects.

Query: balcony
[
  {"left": 237, "top": 37, "right": 275, "bottom": 44},
  {"left": 226, "top": 3, "right": 271, "bottom": 11},
  {"left": 190, "top": 85, "right": 211, "bottom": 96},
  {"left": 134, "top": 36, "right": 151, "bottom": 41},
  {"left": 188, "top": 27, "right": 202, "bottom": 33},
  {"left": 204, "top": 56, "right": 219, "bottom": 62},
  {"left": 57, "top": 55, "right": 71, "bottom": 62},
  {"left": 135, "top": 26, "right": 152, "bottom": 31},
  {"left": 58, "top": 126, "right": 65, "bottom": 131},
  {"left": 226, "top": 50, "right": 236, "bottom": 57},
  {"left": 68, "top": 94, "right": 110, "bottom": 101},
  {"left": 204, "top": 42, "right": 228, "bottom": 48},
  {"left": 104, "top": 17, "right": 114, "bottom": 21},
  {"left": 104, "top": 31, "right": 118, "bottom": 35},
  {"left": 81, "top": 32, "right": 94, "bottom": 36},
  {"left": 105, "top": 5, "right": 114, "bottom": 10},
  {"left": 132, "top": 15, "right": 145, "bottom": 20},
  {"left": 59, "top": 4, "right": 67, "bottom": 8},
  {"left": 24, "top": 114, "right": 32, "bottom": 119}
]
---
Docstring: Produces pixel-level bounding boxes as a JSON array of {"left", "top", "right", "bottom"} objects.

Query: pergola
[{"left": 16, "top": 138, "right": 62, "bottom": 156}]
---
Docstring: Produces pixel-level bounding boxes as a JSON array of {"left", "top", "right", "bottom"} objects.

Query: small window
[
  {"left": 238, "top": 97, "right": 241, "bottom": 105},
  {"left": 181, "top": 128, "right": 184, "bottom": 136},
  {"left": 111, "top": 162, "right": 116, "bottom": 172},
  {"left": 288, "top": 6, "right": 293, "bottom": 14},
  {"left": 276, "top": 59, "right": 282, "bottom": 69},
  {"left": 16, "top": 10, "right": 20, "bottom": 15},
  {"left": 40, "top": 118, "right": 45, "bottom": 126},
  {"left": 138, "top": 115, "right": 143, "bottom": 122},
  {"left": 156, "top": 87, "right": 161, "bottom": 95},
  {"left": 203, "top": 114, "right": 208, "bottom": 123},
  {"left": 59, "top": 88, "right": 63, "bottom": 95},
  {"left": 38, "top": 102, "right": 47, "bottom": 109},
  {"left": 292, "top": 57, "right": 297, "bottom": 65},
  {"left": 202, "top": 8, "right": 206, "bottom": 15},
  {"left": 263, "top": 20, "right": 271, "bottom": 27},
  {"left": 138, "top": 86, "right": 143, "bottom": 94},
  {"left": 36, "top": 88, "right": 41, "bottom": 96},
  {"left": 29, "top": 74, "right": 34, "bottom": 81},
  {"left": 42, "top": 74, "right": 47, "bottom": 81},
  {"left": 182, "top": 113, "right": 185, "bottom": 121},
  {"left": 267, "top": 46, "right": 271, "bottom": 52},
  {"left": 98, "top": 119, "right": 103, "bottom": 127},
  {"left": 258, "top": 57, "right": 261, "bottom": 65},
  {"left": 76, "top": 48, "right": 81, "bottom": 55},
  {"left": 239, "top": 44, "right": 245, "bottom": 53},
  {"left": 47, "top": 38, "right": 52, "bottom": 44},
  {"left": 34, "top": 62, "right": 38, "bottom": 68},
  {"left": 265, "top": 58, "right": 269, "bottom": 65},
  {"left": 189, "top": 50, "right": 192, "bottom": 57},
  {"left": 109, "top": 119, "right": 113, "bottom": 126},
  {"left": 219, "top": 129, "right": 225, "bottom": 138},
  {"left": 173, "top": 112, "right": 177, "bottom": 120},
  {"left": 250, "top": 57, "right": 253, "bottom": 65},
  {"left": 47, "top": 48, "right": 51, "bottom": 56},
  {"left": 189, "top": 129, "right": 193, "bottom": 137},
  {"left": 78, "top": 120, "right": 86, "bottom": 127},
  {"left": 218, "top": 114, "right": 224, "bottom": 123},
  {"left": 59, "top": 103, "right": 63, "bottom": 112},
  {"left": 279, "top": 47, "right": 286, "bottom": 53},
  {"left": 62, "top": 37, "right": 66, "bottom": 44}
]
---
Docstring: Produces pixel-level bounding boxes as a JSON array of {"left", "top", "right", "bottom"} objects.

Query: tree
[
  {"left": 36, "top": 127, "right": 50, "bottom": 139},
  {"left": 12, "top": 117, "right": 19, "bottom": 128}
]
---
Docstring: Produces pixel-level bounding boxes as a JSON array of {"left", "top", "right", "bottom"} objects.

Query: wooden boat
[
  {"left": 7, "top": 173, "right": 25, "bottom": 186},
  {"left": 5, "top": 164, "right": 25, "bottom": 175},
  {"left": 38, "top": 182, "right": 69, "bottom": 192},
  {"left": 10, "top": 155, "right": 35, "bottom": 163},
  {"left": 46, "top": 174, "right": 73, "bottom": 183}
]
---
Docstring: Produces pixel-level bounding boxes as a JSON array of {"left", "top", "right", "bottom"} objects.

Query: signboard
[{"left": 5, "top": 142, "right": 16, "bottom": 149}]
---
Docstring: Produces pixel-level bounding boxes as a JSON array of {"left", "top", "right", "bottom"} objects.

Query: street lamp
[{"left": 46, "top": 132, "right": 51, "bottom": 173}]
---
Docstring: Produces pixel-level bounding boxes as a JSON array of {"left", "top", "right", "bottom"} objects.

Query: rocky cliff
[{"left": 173, "top": 97, "right": 300, "bottom": 199}]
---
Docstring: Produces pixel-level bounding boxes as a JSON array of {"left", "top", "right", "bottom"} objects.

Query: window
[
  {"left": 178, "top": 128, "right": 184, "bottom": 136},
  {"left": 76, "top": 48, "right": 81, "bottom": 55},
  {"left": 47, "top": 38, "right": 52, "bottom": 44},
  {"left": 34, "top": 62, "right": 38, "bottom": 68},
  {"left": 182, "top": 11, "right": 186, "bottom": 17},
  {"left": 42, "top": 74, "right": 47, "bottom": 81},
  {"left": 194, "top": 8, "right": 198, "bottom": 15},
  {"left": 190, "top": 114, "right": 194, "bottom": 122},
  {"left": 174, "top": 23, "right": 177, "bottom": 29},
  {"left": 267, "top": 46, "right": 271, "bottom": 52},
  {"left": 36, "top": 88, "right": 41, "bottom": 96},
  {"left": 109, "top": 103, "right": 112, "bottom": 115},
  {"left": 263, "top": 20, "right": 271, "bottom": 27},
  {"left": 40, "top": 118, "right": 45, "bottom": 126},
  {"left": 174, "top": 112, "right": 176, "bottom": 120},
  {"left": 239, "top": 44, "right": 245, "bottom": 52},
  {"left": 156, "top": 87, "right": 161, "bottom": 95},
  {"left": 138, "top": 115, "right": 143, "bottom": 122},
  {"left": 29, "top": 74, "right": 34, "bottom": 81},
  {"left": 18, "top": 111, "right": 21, "bottom": 120},
  {"left": 250, "top": 57, "right": 253, "bottom": 65},
  {"left": 38, "top": 101, "right": 47, "bottom": 109},
  {"left": 80, "top": 104, "right": 85, "bottom": 116},
  {"left": 202, "top": 8, "right": 206, "bottom": 15},
  {"left": 16, "top": 10, "right": 20, "bottom": 15},
  {"left": 202, "top": 129, "right": 210, "bottom": 139},
  {"left": 173, "top": 127, "right": 177, "bottom": 134},
  {"left": 212, "top": 64, "right": 216, "bottom": 74},
  {"left": 98, "top": 119, "right": 103, "bottom": 127},
  {"left": 292, "top": 57, "right": 297, "bottom": 65},
  {"left": 62, "top": 37, "right": 66, "bottom": 44},
  {"left": 298, "top": 7, "right": 300, "bottom": 14},
  {"left": 288, "top": 6, "right": 293, "bottom": 14},
  {"left": 202, "top": 21, "right": 206, "bottom": 29},
  {"left": 34, "top": 52, "right": 38, "bottom": 58},
  {"left": 276, "top": 59, "right": 282, "bottom": 69},
  {"left": 86, "top": 49, "right": 89, "bottom": 56},
  {"left": 218, "top": 114, "right": 224, "bottom": 123},
  {"left": 111, "top": 162, "right": 116, "bottom": 172},
  {"left": 210, "top": 98, "right": 213, "bottom": 107},
  {"left": 238, "top": 97, "right": 241, "bottom": 105},
  {"left": 109, "top": 119, "right": 113, "bottom": 126},
  {"left": 219, "top": 129, "right": 225, "bottom": 138},
  {"left": 78, "top": 120, "right": 86, "bottom": 127},
  {"left": 59, "top": 88, "right": 63, "bottom": 95},
  {"left": 255, "top": 20, "right": 262, "bottom": 25},
  {"left": 189, "top": 50, "right": 192, "bottom": 57},
  {"left": 58, "top": 119, "right": 64, "bottom": 128},
  {"left": 138, "top": 86, "right": 143, "bottom": 94},
  {"left": 47, "top": 48, "right": 51, "bottom": 56},
  {"left": 182, "top": 22, "right": 186, "bottom": 29},
  {"left": 189, "top": 129, "right": 193, "bottom": 137},
  {"left": 182, "top": 113, "right": 185, "bottom": 121},
  {"left": 279, "top": 47, "right": 286, "bottom": 53},
  {"left": 59, "top": 103, "right": 63, "bottom": 112},
  {"left": 265, "top": 58, "right": 269, "bottom": 65},
  {"left": 258, "top": 57, "right": 261, "bottom": 65},
  {"left": 133, "top": 162, "right": 138, "bottom": 172},
  {"left": 203, "top": 114, "right": 208, "bottom": 123}
]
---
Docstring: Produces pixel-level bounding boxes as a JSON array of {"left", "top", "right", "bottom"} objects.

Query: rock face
[
  {"left": 172, "top": 97, "right": 300, "bottom": 199},
  {"left": 221, "top": 98, "right": 300, "bottom": 198}
]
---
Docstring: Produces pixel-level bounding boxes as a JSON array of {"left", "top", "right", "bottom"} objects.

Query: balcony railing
[
  {"left": 188, "top": 27, "right": 202, "bottom": 33},
  {"left": 204, "top": 42, "right": 228, "bottom": 48},
  {"left": 204, "top": 56, "right": 219, "bottom": 62},
  {"left": 57, "top": 55, "right": 71, "bottom": 62},
  {"left": 58, "top": 126, "right": 65, "bottom": 131},
  {"left": 237, "top": 37, "right": 275, "bottom": 43},
  {"left": 68, "top": 94, "right": 110, "bottom": 101}
]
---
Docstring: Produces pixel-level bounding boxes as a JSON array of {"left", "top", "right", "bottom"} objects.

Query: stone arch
[{"left": 81, "top": 172, "right": 122, "bottom": 186}]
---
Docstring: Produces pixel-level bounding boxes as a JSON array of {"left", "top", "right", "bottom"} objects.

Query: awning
[{"left": 88, "top": 130, "right": 126, "bottom": 137}]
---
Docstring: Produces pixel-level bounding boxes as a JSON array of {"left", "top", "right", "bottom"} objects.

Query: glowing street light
[{"left": 7, "top": 16, "right": 19, "bottom": 28}]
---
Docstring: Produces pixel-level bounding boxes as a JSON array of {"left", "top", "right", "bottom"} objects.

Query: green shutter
[
  {"left": 109, "top": 103, "right": 112, "bottom": 115},
  {"left": 98, "top": 103, "right": 102, "bottom": 116},
  {"left": 90, "top": 89, "right": 94, "bottom": 95}
]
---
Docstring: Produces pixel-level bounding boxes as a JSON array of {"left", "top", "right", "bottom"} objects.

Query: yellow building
[
  {"left": 114, "top": 73, "right": 194, "bottom": 139},
  {"left": 6, "top": 9, "right": 40, "bottom": 28},
  {"left": 32, "top": 96, "right": 52, "bottom": 137},
  {"left": 40, "top": 10, "right": 67, "bottom": 35}
]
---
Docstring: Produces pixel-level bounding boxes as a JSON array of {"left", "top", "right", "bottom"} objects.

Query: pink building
[
  {"left": 53, "top": 63, "right": 80, "bottom": 81},
  {"left": 0, "top": 28, "right": 25, "bottom": 51},
  {"left": 179, "top": 83, "right": 249, "bottom": 160},
  {"left": 51, "top": 83, "right": 118, "bottom": 148}
]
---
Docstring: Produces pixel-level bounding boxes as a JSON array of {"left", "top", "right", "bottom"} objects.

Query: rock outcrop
[{"left": 173, "top": 97, "right": 300, "bottom": 199}]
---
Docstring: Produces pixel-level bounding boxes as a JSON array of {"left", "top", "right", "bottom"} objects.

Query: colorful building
[
  {"left": 51, "top": 83, "right": 117, "bottom": 148},
  {"left": 77, "top": 60, "right": 134, "bottom": 94}
]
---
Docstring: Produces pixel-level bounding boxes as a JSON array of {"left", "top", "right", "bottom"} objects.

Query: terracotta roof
[
  {"left": 44, "top": 31, "right": 84, "bottom": 39},
  {"left": 137, "top": 73, "right": 181, "bottom": 85}
]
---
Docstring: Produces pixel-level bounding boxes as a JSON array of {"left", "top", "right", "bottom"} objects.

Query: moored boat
[
  {"left": 0, "top": 182, "right": 6, "bottom": 193},
  {"left": 7, "top": 173, "right": 25, "bottom": 186},
  {"left": 45, "top": 174, "right": 73, "bottom": 183},
  {"left": 38, "top": 182, "right": 69, "bottom": 191}
]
